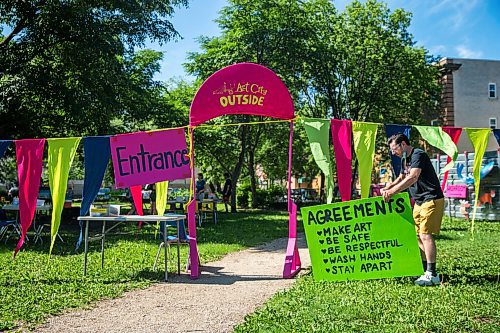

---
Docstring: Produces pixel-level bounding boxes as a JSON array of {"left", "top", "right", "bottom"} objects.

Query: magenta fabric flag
[
  {"left": 14, "top": 139, "right": 45, "bottom": 257},
  {"left": 190, "top": 63, "right": 295, "bottom": 126},
  {"left": 441, "top": 127, "right": 462, "bottom": 190},
  {"left": 110, "top": 129, "right": 191, "bottom": 188},
  {"left": 331, "top": 119, "right": 352, "bottom": 201},
  {"left": 130, "top": 185, "right": 144, "bottom": 229}
]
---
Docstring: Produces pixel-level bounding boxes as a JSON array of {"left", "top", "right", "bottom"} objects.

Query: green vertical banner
[
  {"left": 352, "top": 122, "right": 378, "bottom": 199},
  {"left": 156, "top": 181, "right": 169, "bottom": 216},
  {"left": 302, "top": 118, "right": 334, "bottom": 203},
  {"left": 414, "top": 125, "right": 458, "bottom": 173},
  {"left": 48, "top": 137, "right": 81, "bottom": 257},
  {"left": 464, "top": 128, "right": 491, "bottom": 234},
  {"left": 301, "top": 193, "right": 422, "bottom": 281}
]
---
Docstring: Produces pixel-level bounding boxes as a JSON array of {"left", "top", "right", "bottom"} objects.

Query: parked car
[{"left": 95, "top": 188, "right": 111, "bottom": 202}]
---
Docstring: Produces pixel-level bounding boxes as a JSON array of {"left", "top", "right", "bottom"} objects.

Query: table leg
[
  {"left": 84, "top": 220, "right": 89, "bottom": 276},
  {"left": 101, "top": 220, "right": 106, "bottom": 269},
  {"left": 164, "top": 222, "right": 168, "bottom": 282},
  {"left": 177, "top": 219, "right": 180, "bottom": 274}
]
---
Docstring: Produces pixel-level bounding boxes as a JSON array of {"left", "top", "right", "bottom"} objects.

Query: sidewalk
[{"left": 35, "top": 235, "right": 310, "bottom": 333}]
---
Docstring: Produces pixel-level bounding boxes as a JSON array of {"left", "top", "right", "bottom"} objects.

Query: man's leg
[
  {"left": 419, "top": 233, "right": 436, "bottom": 263},
  {"left": 414, "top": 199, "right": 444, "bottom": 286}
]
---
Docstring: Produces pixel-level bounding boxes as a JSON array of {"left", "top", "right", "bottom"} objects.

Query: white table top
[{"left": 77, "top": 214, "right": 186, "bottom": 222}]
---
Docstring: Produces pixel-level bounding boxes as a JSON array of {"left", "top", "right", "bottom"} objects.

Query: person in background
[
  {"left": 381, "top": 133, "right": 444, "bottom": 287},
  {"left": 196, "top": 173, "right": 206, "bottom": 209},
  {"left": 148, "top": 184, "right": 157, "bottom": 215},
  {"left": 222, "top": 172, "right": 232, "bottom": 213},
  {"left": 196, "top": 173, "right": 206, "bottom": 200}
]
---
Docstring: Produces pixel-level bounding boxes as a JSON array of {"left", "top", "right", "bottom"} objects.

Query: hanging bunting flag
[
  {"left": 464, "top": 128, "right": 491, "bottom": 234},
  {"left": 110, "top": 128, "right": 191, "bottom": 188},
  {"left": 384, "top": 125, "right": 411, "bottom": 177},
  {"left": 493, "top": 129, "right": 500, "bottom": 146},
  {"left": 331, "top": 119, "right": 352, "bottom": 202},
  {"left": 130, "top": 184, "right": 144, "bottom": 228},
  {"left": 441, "top": 127, "right": 463, "bottom": 189},
  {"left": 0, "top": 140, "right": 12, "bottom": 159},
  {"left": 48, "top": 137, "right": 81, "bottom": 257},
  {"left": 413, "top": 125, "right": 458, "bottom": 173},
  {"left": 156, "top": 181, "right": 168, "bottom": 216},
  {"left": 154, "top": 181, "right": 169, "bottom": 238},
  {"left": 302, "top": 118, "right": 334, "bottom": 203},
  {"left": 352, "top": 122, "right": 378, "bottom": 199},
  {"left": 14, "top": 139, "right": 46, "bottom": 257},
  {"left": 75, "top": 136, "right": 111, "bottom": 251}
]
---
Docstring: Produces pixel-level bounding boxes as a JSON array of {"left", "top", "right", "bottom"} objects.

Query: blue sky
[{"left": 154, "top": 0, "right": 500, "bottom": 82}]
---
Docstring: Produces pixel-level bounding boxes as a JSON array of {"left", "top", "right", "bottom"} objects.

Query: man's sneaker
[{"left": 415, "top": 271, "right": 440, "bottom": 286}]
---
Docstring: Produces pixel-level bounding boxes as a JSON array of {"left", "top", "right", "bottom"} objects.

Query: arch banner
[{"left": 189, "top": 63, "right": 294, "bottom": 126}]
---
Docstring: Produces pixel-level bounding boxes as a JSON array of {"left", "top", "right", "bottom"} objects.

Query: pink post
[
  {"left": 187, "top": 127, "right": 200, "bottom": 279},
  {"left": 283, "top": 121, "right": 301, "bottom": 278}
]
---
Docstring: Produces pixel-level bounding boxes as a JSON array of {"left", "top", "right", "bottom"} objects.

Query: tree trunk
[
  {"left": 248, "top": 149, "right": 258, "bottom": 208},
  {"left": 230, "top": 124, "right": 248, "bottom": 213}
]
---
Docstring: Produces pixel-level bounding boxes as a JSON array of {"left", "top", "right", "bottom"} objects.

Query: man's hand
[{"left": 382, "top": 188, "right": 395, "bottom": 202}]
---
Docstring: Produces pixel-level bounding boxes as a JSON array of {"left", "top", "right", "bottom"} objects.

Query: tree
[
  {"left": 185, "top": 0, "right": 442, "bottom": 207},
  {"left": 302, "top": 0, "right": 441, "bottom": 124},
  {"left": 0, "top": 0, "right": 189, "bottom": 139},
  {"left": 186, "top": 0, "right": 317, "bottom": 209}
]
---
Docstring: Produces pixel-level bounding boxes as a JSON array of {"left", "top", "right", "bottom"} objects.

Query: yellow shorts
[{"left": 413, "top": 198, "right": 445, "bottom": 234}]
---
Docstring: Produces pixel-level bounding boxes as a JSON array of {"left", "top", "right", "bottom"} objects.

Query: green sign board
[{"left": 301, "top": 193, "right": 423, "bottom": 281}]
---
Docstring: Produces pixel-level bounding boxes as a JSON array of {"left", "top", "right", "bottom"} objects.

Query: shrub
[{"left": 237, "top": 182, "right": 251, "bottom": 208}]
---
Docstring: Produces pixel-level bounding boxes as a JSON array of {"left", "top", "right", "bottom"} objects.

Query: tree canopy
[
  {"left": 184, "top": 0, "right": 442, "bottom": 206},
  {"left": 0, "top": 0, "right": 188, "bottom": 139}
]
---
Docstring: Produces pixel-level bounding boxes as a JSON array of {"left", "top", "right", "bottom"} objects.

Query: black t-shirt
[
  {"left": 403, "top": 148, "right": 444, "bottom": 205},
  {"left": 222, "top": 178, "right": 232, "bottom": 196}
]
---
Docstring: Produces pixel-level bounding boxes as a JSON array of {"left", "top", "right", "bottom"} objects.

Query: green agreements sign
[{"left": 301, "top": 193, "right": 423, "bottom": 281}]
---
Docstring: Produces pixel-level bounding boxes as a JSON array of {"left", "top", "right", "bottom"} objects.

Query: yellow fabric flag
[
  {"left": 464, "top": 128, "right": 491, "bottom": 234},
  {"left": 352, "top": 122, "right": 378, "bottom": 199},
  {"left": 48, "top": 137, "right": 81, "bottom": 257},
  {"left": 156, "top": 181, "right": 169, "bottom": 216}
]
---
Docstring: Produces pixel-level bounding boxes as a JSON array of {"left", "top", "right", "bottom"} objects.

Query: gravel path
[{"left": 34, "top": 235, "right": 310, "bottom": 333}]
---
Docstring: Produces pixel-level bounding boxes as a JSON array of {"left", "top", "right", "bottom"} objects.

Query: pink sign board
[
  {"left": 110, "top": 129, "right": 190, "bottom": 188},
  {"left": 189, "top": 62, "right": 294, "bottom": 126},
  {"left": 445, "top": 184, "right": 467, "bottom": 198}
]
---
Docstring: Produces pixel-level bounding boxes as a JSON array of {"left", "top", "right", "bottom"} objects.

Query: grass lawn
[
  {"left": 235, "top": 218, "right": 500, "bottom": 333},
  {"left": 0, "top": 209, "right": 293, "bottom": 331}
]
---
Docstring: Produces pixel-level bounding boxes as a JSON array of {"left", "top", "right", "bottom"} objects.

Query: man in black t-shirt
[{"left": 381, "top": 133, "right": 444, "bottom": 286}]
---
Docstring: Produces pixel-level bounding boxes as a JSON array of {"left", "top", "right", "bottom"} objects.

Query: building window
[
  {"left": 489, "top": 83, "right": 497, "bottom": 98},
  {"left": 489, "top": 118, "right": 497, "bottom": 129}
]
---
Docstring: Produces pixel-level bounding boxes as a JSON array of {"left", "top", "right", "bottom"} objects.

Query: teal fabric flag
[
  {"left": 302, "top": 118, "right": 334, "bottom": 203},
  {"left": 352, "top": 122, "right": 378, "bottom": 199},
  {"left": 414, "top": 126, "right": 458, "bottom": 173},
  {"left": 464, "top": 128, "right": 491, "bottom": 234}
]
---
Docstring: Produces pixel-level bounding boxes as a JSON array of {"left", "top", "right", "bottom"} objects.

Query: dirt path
[{"left": 34, "top": 235, "right": 310, "bottom": 333}]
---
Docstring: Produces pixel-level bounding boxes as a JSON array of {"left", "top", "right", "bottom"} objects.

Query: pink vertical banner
[
  {"left": 331, "top": 119, "right": 352, "bottom": 201},
  {"left": 441, "top": 127, "right": 462, "bottom": 190},
  {"left": 187, "top": 200, "right": 199, "bottom": 278},
  {"left": 110, "top": 129, "right": 191, "bottom": 188},
  {"left": 283, "top": 121, "right": 301, "bottom": 278},
  {"left": 14, "top": 139, "right": 45, "bottom": 257}
]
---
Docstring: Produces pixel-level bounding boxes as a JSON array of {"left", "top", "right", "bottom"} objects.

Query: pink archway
[{"left": 187, "top": 63, "right": 300, "bottom": 279}]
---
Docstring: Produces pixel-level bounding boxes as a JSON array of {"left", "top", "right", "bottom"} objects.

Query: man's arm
[
  {"left": 382, "top": 173, "right": 405, "bottom": 191},
  {"left": 382, "top": 168, "right": 421, "bottom": 202}
]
